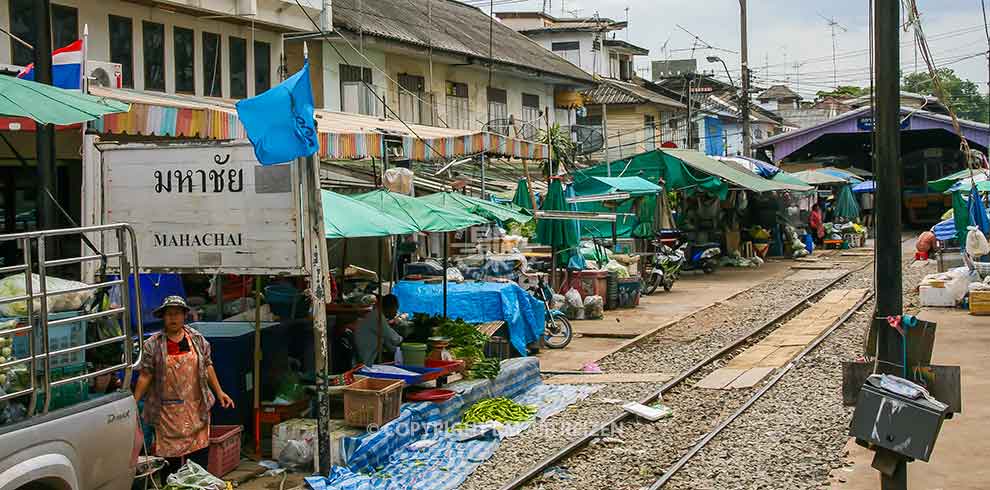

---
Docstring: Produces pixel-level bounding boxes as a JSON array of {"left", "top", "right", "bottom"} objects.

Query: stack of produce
[{"left": 460, "top": 397, "right": 536, "bottom": 425}]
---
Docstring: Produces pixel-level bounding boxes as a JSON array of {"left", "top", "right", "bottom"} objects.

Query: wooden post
[
  {"left": 253, "top": 276, "right": 262, "bottom": 457},
  {"left": 302, "top": 154, "right": 332, "bottom": 475}
]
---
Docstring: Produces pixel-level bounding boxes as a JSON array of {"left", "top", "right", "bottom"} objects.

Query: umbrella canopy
[
  {"left": 419, "top": 192, "right": 532, "bottom": 224},
  {"left": 577, "top": 176, "right": 663, "bottom": 197},
  {"left": 834, "top": 185, "right": 861, "bottom": 220},
  {"left": 819, "top": 167, "right": 865, "bottom": 183},
  {"left": 0, "top": 75, "right": 130, "bottom": 125},
  {"left": 946, "top": 172, "right": 990, "bottom": 193},
  {"left": 929, "top": 168, "right": 987, "bottom": 193},
  {"left": 791, "top": 169, "right": 849, "bottom": 186},
  {"left": 321, "top": 190, "right": 418, "bottom": 239},
  {"left": 512, "top": 179, "right": 535, "bottom": 210},
  {"left": 771, "top": 171, "right": 816, "bottom": 192},
  {"left": 535, "top": 179, "right": 580, "bottom": 264},
  {"left": 352, "top": 189, "right": 487, "bottom": 233},
  {"left": 852, "top": 180, "right": 876, "bottom": 193}
]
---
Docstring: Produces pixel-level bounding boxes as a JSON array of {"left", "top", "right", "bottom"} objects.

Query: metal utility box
[{"left": 850, "top": 375, "right": 950, "bottom": 462}]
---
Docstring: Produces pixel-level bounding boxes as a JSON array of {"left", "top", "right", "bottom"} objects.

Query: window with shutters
[
  {"left": 445, "top": 81, "right": 470, "bottom": 130},
  {"left": 551, "top": 41, "right": 581, "bottom": 67},
  {"left": 108, "top": 15, "right": 134, "bottom": 88},
  {"left": 173, "top": 27, "right": 194, "bottom": 94},
  {"left": 340, "top": 65, "right": 380, "bottom": 116},
  {"left": 202, "top": 31, "right": 222, "bottom": 97},
  {"left": 142, "top": 21, "right": 165, "bottom": 91},
  {"left": 520, "top": 93, "right": 541, "bottom": 140},
  {"left": 398, "top": 74, "right": 433, "bottom": 125},
  {"left": 487, "top": 87, "right": 508, "bottom": 135}
]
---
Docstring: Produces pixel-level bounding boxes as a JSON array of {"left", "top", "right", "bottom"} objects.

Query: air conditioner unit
[{"left": 86, "top": 60, "right": 122, "bottom": 89}]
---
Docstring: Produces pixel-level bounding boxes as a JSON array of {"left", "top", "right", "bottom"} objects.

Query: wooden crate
[{"left": 970, "top": 290, "right": 990, "bottom": 315}]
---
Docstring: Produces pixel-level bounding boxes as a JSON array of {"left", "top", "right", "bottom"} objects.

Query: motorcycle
[
  {"left": 528, "top": 274, "right": 573, "bottom": 349},
  {"left": 642, "top": 240, "right": 685, "bottom": 294},
  {"left": 681, "top": 241, "right": 722, "bottom": 274}
]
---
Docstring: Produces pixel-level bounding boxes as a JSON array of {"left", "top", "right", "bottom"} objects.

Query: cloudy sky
[{"left": 479, "top": 0, "right": 989, "bottom": 97}]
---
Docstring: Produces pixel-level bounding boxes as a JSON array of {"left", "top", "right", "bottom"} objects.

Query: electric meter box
[{"left": 850, "top": 375, "right": 950, "bottom": 462}]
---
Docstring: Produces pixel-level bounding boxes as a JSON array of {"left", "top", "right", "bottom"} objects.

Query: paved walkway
[
  {"left": 831, "top": 308, "right": 990, "bottom": 490},
  {"left": 537, "top": 259, "right": 795, "bottom": 371}
]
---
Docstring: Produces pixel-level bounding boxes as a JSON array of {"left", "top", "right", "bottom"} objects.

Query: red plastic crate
[{"left": 207, "top": 425, "right": 243, "bottom": 477}]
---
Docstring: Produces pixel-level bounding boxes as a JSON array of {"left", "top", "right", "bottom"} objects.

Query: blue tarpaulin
[
  {"left": 392, "top": 281, "right": 545, "bottom": 356},
  {"left": 968, "top": 184, "right": 990, "bottom": 234},
  {"left": 304, "top": 358, "right": 599, "bottom": 490},
  {"left": 932, "top": 218, "right": 958, "bottom": 241}
]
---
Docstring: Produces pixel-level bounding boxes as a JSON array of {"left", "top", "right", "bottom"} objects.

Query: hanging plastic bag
[{"left": 966, "top": 226, "right": 990, "bottom": 257}]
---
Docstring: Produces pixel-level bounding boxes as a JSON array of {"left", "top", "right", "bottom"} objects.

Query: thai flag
[{"left": 17, "top": 39, "right": 83, "bottom": 90}]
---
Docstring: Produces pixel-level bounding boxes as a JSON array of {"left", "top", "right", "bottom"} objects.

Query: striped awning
[{"left": 86, "top": 86, "right": 547, "bottom": 162}]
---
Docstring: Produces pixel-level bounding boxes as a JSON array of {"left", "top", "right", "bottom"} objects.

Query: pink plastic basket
[{"left": 207, "top": 425, "right": 243, "bottom": 477}]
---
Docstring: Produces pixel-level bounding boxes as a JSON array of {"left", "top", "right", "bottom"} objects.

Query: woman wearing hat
[{"left": 134, "top": 296, "right": 234, "bottom": 476}]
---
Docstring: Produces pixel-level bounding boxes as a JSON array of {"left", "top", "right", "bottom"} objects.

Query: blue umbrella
[
  {"left": 852, "top": 180, "right": 876, "bottom": 193},
  {"left": 968, "top": 184, "right": 990, "bottom": 234}
]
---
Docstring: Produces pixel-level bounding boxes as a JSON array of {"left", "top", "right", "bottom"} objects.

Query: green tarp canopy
[
  {"left": 535, "top": 179, "right": 579, "bottom": 265},
  {"left": 512, "top": 179, "right": 535, "bottom": 209},
  {"left": 575, "top": 176, "right": 663, "bottom": 197},
  {"left": 322, "top": 190, "right": 419, "bottom": 238},
  {"left": 0, "top": 75, "right": 130, "bottom": 124},
  {"left": 953, "top": 180, "right": 990, "bottom": 194},
  {"left": 663, "top": 149, "right": 796, "bottom": 195},
  {"left": 790, "top": 169, "right": 848, "bottom": 186},
  {"left": 576, "top": 150, "right": 725, "bottom": 198},
  {"left": 418, "top": 192, "right": 532, "bottom": 224},
  {"left": 771, "top": 171, "right": 816, "bottom": 193},
  {"left": 352, "top": 189, "right": 488, "bottom": 232},
  {"left": 834, "top": 184, "right": 861, "bottom": 220},
  {"left": 929, "top": 169, "right": 983, "bottom": 193}
]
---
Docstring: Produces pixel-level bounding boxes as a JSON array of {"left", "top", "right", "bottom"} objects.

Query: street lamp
[{"left": 707, "top": 55, "right": 734, "bottom": 87}]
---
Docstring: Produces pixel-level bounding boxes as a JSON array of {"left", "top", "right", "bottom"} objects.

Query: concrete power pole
[
  {"left": 739, "top": 0, "right": 752, "bottom": 157},
  {"left": 35, "top": 0, "right": 56, "bottom": 232},
  {"left": 873, "top": 1, "right": 906, "bottom": 486}
]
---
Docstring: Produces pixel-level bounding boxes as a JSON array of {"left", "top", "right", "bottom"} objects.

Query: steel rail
[
  {"left": 649, "top": 290, "right": 873, "bottom": 488},
  {"left": 499, "top": 261, "right": 872, "bottom": 490}
]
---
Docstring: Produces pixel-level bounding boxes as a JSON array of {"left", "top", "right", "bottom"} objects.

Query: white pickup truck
[{"left": 0, "top": 224, "right": 144, "bottom": 490}]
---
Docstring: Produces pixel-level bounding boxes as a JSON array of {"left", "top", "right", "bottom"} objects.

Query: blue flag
[{"left": 236, "top": 61, "right": 319, "bottom": 165}]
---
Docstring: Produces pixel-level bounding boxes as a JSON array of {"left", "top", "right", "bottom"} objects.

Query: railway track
[{"left": 499, "top": 260, "right": 875, "bottom": 490}]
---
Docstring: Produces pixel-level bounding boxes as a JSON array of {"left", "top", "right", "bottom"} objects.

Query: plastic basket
[
  {"left": 343, "top": 378, "right": 403, "bottom": 428},
  {"left": 207, "top": 425, "right": 243, "bottom": 477}
]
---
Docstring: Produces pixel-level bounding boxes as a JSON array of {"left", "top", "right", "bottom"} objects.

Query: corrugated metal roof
[
  {"left": 331, "top": 0, "right": 593, "bottom": 84},
  {"left": 583, "top": 78, "right": 685, "bottom": 108}
]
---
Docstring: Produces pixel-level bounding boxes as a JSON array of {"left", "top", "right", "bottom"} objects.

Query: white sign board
[{"left": 101, "top": 141, "right": 306, "bottom": 274}]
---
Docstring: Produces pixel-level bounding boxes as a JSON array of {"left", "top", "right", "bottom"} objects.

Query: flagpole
[{"left": 80, "top": 24, "right": 88, "bottom": 137}]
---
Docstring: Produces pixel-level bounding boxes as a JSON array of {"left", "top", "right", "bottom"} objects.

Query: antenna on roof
[
  {"left": 818, "top": 13, "right": 848, "bottom": 89},
  {"left": 672, "top": 24, "right": 739, "bottom": 59}
]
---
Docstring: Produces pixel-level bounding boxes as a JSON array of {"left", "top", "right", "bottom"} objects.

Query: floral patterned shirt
[{"left": 140, "top": 326, "right": 216, "bottom": 424}]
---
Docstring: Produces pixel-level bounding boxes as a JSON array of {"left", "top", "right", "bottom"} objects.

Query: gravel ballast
[{"left": 461, "top": 254, "right": 878, "bottom": 490}]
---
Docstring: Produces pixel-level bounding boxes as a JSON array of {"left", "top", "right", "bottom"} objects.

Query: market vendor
[
  {"left": 134, "top": 296, "right": 234, "bottom": 478},
  {"left": 809, "top": 203, "right": 825, "bottom": 245},
  {"left": 351, "top": 294, "right": 404, "bottom": 366}
]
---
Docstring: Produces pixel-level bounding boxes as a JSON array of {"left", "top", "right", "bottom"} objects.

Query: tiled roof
[
  {"left": 331, "top": 0, "right": 594, "bottom": 84},
  {"left": 583, "top": 78, "right": 685, "bottom": 108}
]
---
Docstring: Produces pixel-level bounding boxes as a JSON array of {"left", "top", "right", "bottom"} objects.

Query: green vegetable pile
[
  {"left": 467, "top": 358, "right": 500, "bottom": 379},
  {"left": 461, "top": 397, "right": 536, "bottom": 425}
]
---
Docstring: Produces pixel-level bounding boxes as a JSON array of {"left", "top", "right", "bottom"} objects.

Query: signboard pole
[{"left": 301, "top": 153, "right": 333, "bottom": 475}]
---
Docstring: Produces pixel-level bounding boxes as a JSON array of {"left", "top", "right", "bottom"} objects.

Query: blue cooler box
[{"left": 188, "top": 321, "right": 288, "bottom": 428}]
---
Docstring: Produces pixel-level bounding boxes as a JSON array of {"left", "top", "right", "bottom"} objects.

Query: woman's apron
[{"left": 154, "top": 337, "right": 210, "bottom": 458}]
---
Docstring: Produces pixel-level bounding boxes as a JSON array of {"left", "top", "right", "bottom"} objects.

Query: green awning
[
  {"left": 419, "top": 192, "right": 532, "bottom": 223},
  {"left": 771, "top": 171, "right": 816, "bottom": 193},
  {"left": 322, "top": 190, "right": 419, "bottom": 238},
  {"left": 352, "top": 189, "right": 488, "bottom": 232},
  {"left": 0, "top": 75, "right": 130, "bottom": 125},
  {"left": 575, "top": 176, "right": 663, "bottom": 197},
  {"left": 575, "top": 150, "right": 726, "bottom": 198},
  {"left": 929, "top": 169, "right": 974, "bottom": 193},
  {"left": 662, "top": 149, "right": 796, "bottom": 194}
]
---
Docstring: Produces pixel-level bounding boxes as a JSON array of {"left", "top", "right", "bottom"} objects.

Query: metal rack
[{"left": 0, "top": 223, "right": 144, "bottom": 416}]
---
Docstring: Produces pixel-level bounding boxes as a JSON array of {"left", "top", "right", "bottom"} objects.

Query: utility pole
[
  {"left": 35, "top": 0, "right": 56, "bottom": 232},
  {"left": 873, "top": 0, "right": 906, "bottom": 487},
  {"left": 739, "top": 0, "right": 752, "bottom": 157},
  {"left": 684, "top": 74, "right": 693, "bottom": 149}
]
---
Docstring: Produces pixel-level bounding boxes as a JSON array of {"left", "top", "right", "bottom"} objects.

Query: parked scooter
[
  {"left": 528, "top": 274, "right": 573, "bottom": 349},
  {"left": 642, "top": 240, "right": 685, "bottom": 294},
  {"left": 681, "top": 241, "right": 721, "bottom": 274}
]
